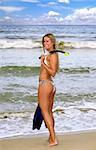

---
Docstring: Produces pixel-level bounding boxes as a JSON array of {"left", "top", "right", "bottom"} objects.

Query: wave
[
  {"left": 64, "top": 41, "right": 96, "bottom": 49},
  {"left": 0, "top": 66, "right": 96, "bottom": 76},
  {"left": 52, "top": 105, "right": 96, "bottom": 113},
  {"left": 0, "top": 99, "right": 96, "bottom": 119},
  {"left": 57, "top": 33, "right": 96, "bottom": 39},
  {"left": 0, "top": 66, "right": 40, "bottom": 76},
  {"left": 0, "top": 39, "right": 41, "bottom": 49},
  {"left": 1, "top": 106, "right": 96, "bottom": 119},
  {"left": 69, "top": 41, "right": 96, "bottom": 49},
  {"left": 0, "top": 39, "right": 96, "bottom": 49},
  {"left": 0, "top": 111, "right": 32, "bottom": 119},
  {"left": 0, "top": 30, "right": 4, "bottom": 33},
  {"left": 60, "top": 67, "right": 96, "bottom": 74}
]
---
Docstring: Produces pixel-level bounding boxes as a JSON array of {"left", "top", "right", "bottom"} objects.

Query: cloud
[
  {"left": 4, "top": 16, "right": 11, "bottom": 20},
  {"left": 47, "top": 2, "right": 58, "bottom": 6},
  {"left": 48, "top": 11, "right": 60, "bottom": 17},
  {"left": 38, "top": 1, "right": 58, "bottom": 8},
  {"left": 0, "top": 6, "right": 24, "bottom": 12},
  {"left": 1, "top": 6, "right": 96, "bottom": 25},
  {"left": 57, "top": 0, "right": 70, "bottom": 4},
  {"left": 0, "top": 0, "right": 39, "bottom": 1},
  {"left": 21, "top": 0, "right": 39, "bottom": 2},
  {"left": 0, "top": 10, "right": 61, "bottom": 25},
  {"left": 65, "top": 7, "right": 96, "bottom": 24},
  {"left": 0, "top": 15, "right": 13, "bottom": 24},
  {"left": 74, "top": 7, "right": 96, "bottom": 17},
  {"left": 37, "top": 7, "right": 96, "bottom": 25},
  {"left": 25, "top": 11, "right": 61, "bottom": 24}
]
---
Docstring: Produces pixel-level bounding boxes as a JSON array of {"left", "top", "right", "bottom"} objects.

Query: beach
[
  {"left": 0, "top": 24, "right": 96, "bottom": 139},
  {"left": 0, "top": 130, "right": 96, "bottom": 150}
]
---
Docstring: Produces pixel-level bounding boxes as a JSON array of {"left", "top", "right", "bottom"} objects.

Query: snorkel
[{"left": 39, "top": 41, "right": 69, "bottom": 59}]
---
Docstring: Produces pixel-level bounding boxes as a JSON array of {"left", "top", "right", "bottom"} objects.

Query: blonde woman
[{"left": 38, "top": 33, "right": 59, "bottom": 146}]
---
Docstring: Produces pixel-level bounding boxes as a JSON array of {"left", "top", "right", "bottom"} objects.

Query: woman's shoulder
[
  {"left": 50, "top": 52, "right": 58, "bottom": 59},
  {"left": 49, "top": 53, "right": 59, "bottom": 66}
]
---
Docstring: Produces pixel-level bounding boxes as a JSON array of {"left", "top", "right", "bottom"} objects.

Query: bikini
[{"left": 39, "top": 54, "right": 56, "bottom": 93}]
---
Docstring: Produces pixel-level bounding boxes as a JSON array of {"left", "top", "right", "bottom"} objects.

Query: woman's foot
[{"left": 49, "top": 139, "right": 58, "bottom": 146}]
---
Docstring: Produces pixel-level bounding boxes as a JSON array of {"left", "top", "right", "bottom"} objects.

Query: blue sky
[{"left": 0, "top": 0, "right": 96, "bottom": 25}]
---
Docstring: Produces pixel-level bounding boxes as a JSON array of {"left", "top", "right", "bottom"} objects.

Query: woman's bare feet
[{"left": 48, "top": 139, "right": 58, "bottom": 146}]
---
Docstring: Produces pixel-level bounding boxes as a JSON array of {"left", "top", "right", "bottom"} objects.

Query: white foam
[
  {"left": 0, "top": 39, "right": 41, "bottom": 49},
  {"left": 69, "top": 41, "right": 96, "bottom": 49},
  {"left": 0, "top": 39, "right": 96, "bottom": 49}
]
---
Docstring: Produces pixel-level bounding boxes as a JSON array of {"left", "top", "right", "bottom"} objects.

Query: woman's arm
[{"left": 41, "top": 53, "right": 59, "bottom": 77}]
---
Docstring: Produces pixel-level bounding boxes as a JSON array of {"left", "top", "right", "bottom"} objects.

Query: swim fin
[{"left": 32, "top": 104, "right": 44, "bottom": 130}]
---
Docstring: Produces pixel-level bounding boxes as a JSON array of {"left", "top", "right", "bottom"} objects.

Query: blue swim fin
[{"left": 32, "top": 104, "right": 44, "bottom": 130}]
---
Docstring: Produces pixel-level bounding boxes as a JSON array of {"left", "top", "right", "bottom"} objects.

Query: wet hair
[{"left": 42, "top": 33, "right": 56, "bottom": 51}]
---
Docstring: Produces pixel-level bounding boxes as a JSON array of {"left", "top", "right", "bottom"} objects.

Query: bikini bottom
[{"left": 39, "top": 79, "right": 56, "bottom": 93}]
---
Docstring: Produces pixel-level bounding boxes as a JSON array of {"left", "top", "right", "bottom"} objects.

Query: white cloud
[
  {"left": 48, "top": 11, "right": 60, "bottom": 17},
  {"left": 25, "top": 11, "right": 61, "bottom": 25},
  {"left": 0, "top": 15, "right": 13, "bottom": 24},
  {"left": 65, "top": 7, "right": 96, "bottom": 24},
  {"left": 0, "top": 6, "right": 24, "bottom": 12},
  {"left": 38, "top": 1, "right": 58, "bottom": 8},
  {"left": 1, "top": 0, "right": 39, "bottom": 1},
  {"left": 74, "top": 7, "right": 96, "bottom": 16},
  {"left": 37, "top": 7, "right": 96, "bottom": 25},
  {"left": 59, "top": 17, "right": 64, "bottom": 22},
  {"left": 57, "top": 0, "right": 70, "bottom": 4},
  {"left": 4, "top": 16, "right": 11, "bottom": 20},
  {"left": 21, "top": 0, "right": 39, "bottom": 2},
  {"left": 1, "top": 6, "right": 96, "bottom": 25},
  {"left": 47, "top": 2, "right": 57, "bottom": 6}
]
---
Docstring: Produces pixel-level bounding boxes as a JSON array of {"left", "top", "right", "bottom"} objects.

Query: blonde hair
[{"left": 42, "top": 33, "right": 56, "bottom": 52}]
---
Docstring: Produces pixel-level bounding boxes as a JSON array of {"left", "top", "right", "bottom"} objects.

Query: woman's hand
[{"left": 40, "top": 55, "right": 45, "bottom": 64}]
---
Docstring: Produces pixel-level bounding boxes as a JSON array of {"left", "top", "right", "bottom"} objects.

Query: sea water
[{"left": 0, "top": 25, "right": 96, "bottom": 138}]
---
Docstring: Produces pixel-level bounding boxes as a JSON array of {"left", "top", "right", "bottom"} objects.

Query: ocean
[{"left": 0, "top": 25, "right": 96, "bottom": 138}]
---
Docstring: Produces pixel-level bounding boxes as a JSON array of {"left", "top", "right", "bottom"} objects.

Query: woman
[{"left": 38, "top": 33, "right": 59, "bottom": 146}]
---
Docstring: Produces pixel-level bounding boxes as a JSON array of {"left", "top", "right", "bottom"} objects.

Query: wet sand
[{"left": 0, "top": 130, "right": 96, "bottom": 150}]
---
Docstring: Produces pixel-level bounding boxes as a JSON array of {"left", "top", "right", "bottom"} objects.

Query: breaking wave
[{"left": 0, "top": 39, "right": 96, "bottom": 49}]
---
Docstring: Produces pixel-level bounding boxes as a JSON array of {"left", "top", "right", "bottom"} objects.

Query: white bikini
[
  {"left": 43, "top": 50, "right": 49, "bottom": 66},
  {"left": 44, "top": 55, "right": 48, "bottom": 66},
  {"left": 39, "top": 51, "right": 56, "bottom": 93}
]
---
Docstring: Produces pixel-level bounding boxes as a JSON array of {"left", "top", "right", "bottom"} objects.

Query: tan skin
[{"left": 38, "top": 36, "right": 59, "bottom": 146}]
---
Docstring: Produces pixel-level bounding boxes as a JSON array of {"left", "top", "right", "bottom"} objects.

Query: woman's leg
[
  {"left": 38, "top": 81, "right": 57, "bottom": 145},
  {"left": 48, "top": 88, "right": 56, "bottom": 142}
]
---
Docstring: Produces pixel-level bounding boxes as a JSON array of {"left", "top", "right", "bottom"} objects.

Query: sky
[{"left": 0, "top": 0, "right": 96, "bottom": 25}]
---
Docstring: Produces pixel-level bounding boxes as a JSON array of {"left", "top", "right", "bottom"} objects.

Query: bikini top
[
  {"left": 43, "top": 51, "right": 50, "bottom": 66},
  {"left": 44, "top": 55, "right": 48, "bottom": 66}
]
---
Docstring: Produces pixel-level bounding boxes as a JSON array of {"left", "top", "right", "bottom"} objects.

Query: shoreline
[
  {"left": 1, "top": 128, "right": 96, "bottom": 140},
  {"left": 0, "top": 130, "right": 96, "bottom": 150}
]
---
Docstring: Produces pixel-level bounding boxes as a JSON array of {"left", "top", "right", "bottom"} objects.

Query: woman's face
[{"left": 43, "top": 36, "right": 53, "bottom": 51}]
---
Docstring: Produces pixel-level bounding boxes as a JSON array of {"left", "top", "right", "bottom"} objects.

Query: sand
[{"left": 0, "top": 130, "right": 96, "bottom": 150}]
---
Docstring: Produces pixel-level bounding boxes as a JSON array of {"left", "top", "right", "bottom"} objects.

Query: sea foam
[{"left": 0, "top": 39, "right": 96, "bottom": 49}]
